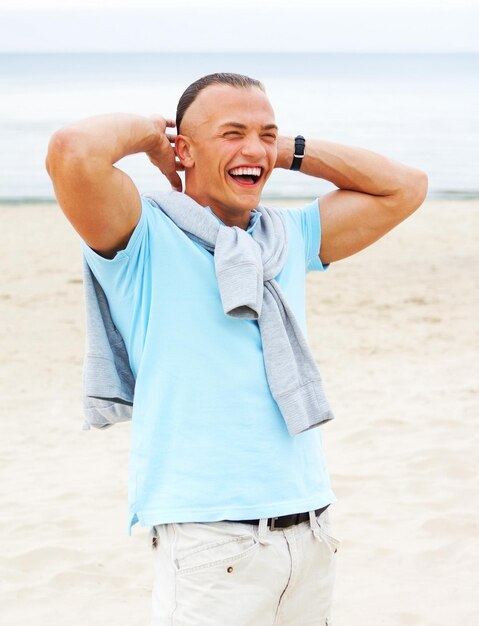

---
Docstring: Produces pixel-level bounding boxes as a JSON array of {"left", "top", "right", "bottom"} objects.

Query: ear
[{"left": 175, "top": 136, "right": 195, "bottom": 168}]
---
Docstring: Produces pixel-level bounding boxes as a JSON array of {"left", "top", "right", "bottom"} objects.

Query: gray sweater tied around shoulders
[{"left": 82, "top": 191, "right": 334, "bottom": 436}]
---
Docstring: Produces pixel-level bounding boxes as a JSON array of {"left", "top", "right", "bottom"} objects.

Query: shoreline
[{"left": 1, "top": 193, "right": 479, "bottom": 207}]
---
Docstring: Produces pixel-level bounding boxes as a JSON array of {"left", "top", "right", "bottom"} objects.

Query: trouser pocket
[
  {"left": 170, "top": 521, "right": 266, "bottom": 625},
  {"left": 173, "top": 522, "right": 260, "bottom": 575}
]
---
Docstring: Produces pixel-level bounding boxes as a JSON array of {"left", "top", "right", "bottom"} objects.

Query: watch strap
[{"left": 290, "top": 135, "right": 306, "bottom": 171}]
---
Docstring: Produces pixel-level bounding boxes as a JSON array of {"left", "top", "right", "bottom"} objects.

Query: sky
[{"left": 0, "top": 0, "right": 477, "bottom": 53}]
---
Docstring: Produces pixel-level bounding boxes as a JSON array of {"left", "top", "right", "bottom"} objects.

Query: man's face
[{"left": 177, "top": 84, "right": 278, "bottom": 222}]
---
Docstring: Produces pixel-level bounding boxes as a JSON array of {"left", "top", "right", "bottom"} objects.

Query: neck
[
  {"left": 184, "top": 186, "right": 252, "bottom": 231},
  {"left": 208, "top": 206, "right": 251, "bottom": 230}
]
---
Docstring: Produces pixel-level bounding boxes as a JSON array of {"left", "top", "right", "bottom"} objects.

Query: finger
[
  {"left": 165, "top": 119, "right": 176, "bottom": 128},
  {"left": 166, "top": 133, "right": 177, "bottom": 142},
  {"left": 169, "top": 172, "right": 183, "bottom": 192},
  {"left": 175, "top": 161, "right": 185, "bottom": 172}
]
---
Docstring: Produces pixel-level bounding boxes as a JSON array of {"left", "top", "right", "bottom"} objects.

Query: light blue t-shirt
[{"left": 82, "top": 197, "right": 336, "bottom": 531}]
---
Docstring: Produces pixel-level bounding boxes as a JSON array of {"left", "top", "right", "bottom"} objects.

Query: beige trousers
[{"left": 150, "top": 508, "right": 340, "bottom": 626}]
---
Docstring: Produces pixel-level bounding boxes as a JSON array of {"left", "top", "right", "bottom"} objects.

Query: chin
[
  {"left": 237, "top": 197, "right": 260, "bottom": 211},
  {"left": 231, "top": 190, "right": 263, "bottom": 211}
]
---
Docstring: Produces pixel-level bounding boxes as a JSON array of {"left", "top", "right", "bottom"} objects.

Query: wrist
[
  {"left": 101, "top": 114, "right": 163, "bottom": 162},
  {"left": 290, "top": 135, "right": 306, "bottom": 171},
  {"left": 275, "top": 136, "right": 295, "bottom": 169},
  {"left": 144, "top": 116, "right": 168, "bottom": 152}
]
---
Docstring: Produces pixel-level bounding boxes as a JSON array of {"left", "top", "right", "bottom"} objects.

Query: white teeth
[{"left": 229, "top": 167, "right": 261, "bottom": 176}]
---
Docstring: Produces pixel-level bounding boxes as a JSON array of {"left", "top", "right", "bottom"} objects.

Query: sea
[{"left": 0, "top": 52, "right": 478, "bottom": 202}]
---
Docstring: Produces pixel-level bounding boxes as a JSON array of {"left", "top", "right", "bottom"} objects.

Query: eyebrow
[{"left": 219, "top": 122, "right": 279, "bottom": 131}]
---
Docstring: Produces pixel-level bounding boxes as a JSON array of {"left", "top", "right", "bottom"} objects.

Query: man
[{"left": 46, "top": 73, "right": 427, "bottom": 625}]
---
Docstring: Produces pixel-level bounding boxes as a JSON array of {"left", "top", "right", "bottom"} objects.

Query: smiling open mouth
[{"left": 228, "top": 166, "right": 263, "bottom": 186}]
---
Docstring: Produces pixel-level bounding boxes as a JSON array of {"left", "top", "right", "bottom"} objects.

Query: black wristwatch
[{"left": 290, "top": 135, "right": 306, "bottom": 171}]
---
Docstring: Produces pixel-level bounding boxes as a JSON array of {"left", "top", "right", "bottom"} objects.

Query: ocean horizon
[{"left": 1, "top": 52, "right": 478, "bottom": 202}]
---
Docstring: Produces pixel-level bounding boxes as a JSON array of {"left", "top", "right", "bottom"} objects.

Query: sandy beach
[{"left": 1, "top": 198, "right": 478, "bottom": 626}]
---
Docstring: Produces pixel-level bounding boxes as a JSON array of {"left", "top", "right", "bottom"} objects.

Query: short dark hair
[{"left": 176, "top": 73, "right": 265, "bottom": 133}]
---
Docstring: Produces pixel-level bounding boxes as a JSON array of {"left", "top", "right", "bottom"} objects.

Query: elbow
[
  {"left": 412, "top": 168, "right": 429, "bottom": 208},
  {"left": 405, "top": 168, "right": 428, "bottom": 213},
  {"left": 390, "top": 168, "right": 428, "bottom": 219},
  {"left": 45, "top": 127, "right": 90, "bottom": 180}
]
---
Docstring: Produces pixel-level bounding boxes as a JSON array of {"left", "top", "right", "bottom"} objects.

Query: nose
[{"left": 240, "top": 133, "right": 267, "bottom": 160}]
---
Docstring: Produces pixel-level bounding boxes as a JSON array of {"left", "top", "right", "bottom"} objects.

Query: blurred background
[{"left": 0, "top": 0, "right": 478, "bottom": 202}]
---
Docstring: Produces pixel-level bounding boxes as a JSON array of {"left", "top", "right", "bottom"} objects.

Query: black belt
[{"left": 231, "top": 504, "right": 330, "bottom": 531}]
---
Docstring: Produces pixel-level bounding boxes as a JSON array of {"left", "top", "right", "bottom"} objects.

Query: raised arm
[
  {"left": 45, "top": 113, "right": 182, "bottom": 258},
  {"left": 276, "top": 137, "right": 428, "bottom": 264}
]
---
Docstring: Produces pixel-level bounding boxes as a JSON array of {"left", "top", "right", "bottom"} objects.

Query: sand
[{"left": 1, "top": 199, "right": 478, "bottom": 626}]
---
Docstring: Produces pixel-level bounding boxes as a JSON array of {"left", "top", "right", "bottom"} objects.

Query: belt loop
[
  {"left": 309, "top": 510, "right": 322, "bottom": 542},
  {"left": 151, "top": 525, "right": 159, "bottom": 550},
  {"left": 257, "top": 517, "right": 271, "bottom": 546}
]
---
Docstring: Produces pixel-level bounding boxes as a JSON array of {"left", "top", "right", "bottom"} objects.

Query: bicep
[
  {"left": 319, "top": 186, "right": 424, "bottom": 264},
  {"left": 46, "top": 131, "right": 141, "bottom": 258}
]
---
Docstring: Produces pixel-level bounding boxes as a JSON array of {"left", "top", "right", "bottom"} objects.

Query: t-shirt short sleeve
[
  {"left": 80, "top": 196, "right": 155, "bottom": 291},
  {"left": 279, "top": 198, "right": 329, "bottom": 273}
]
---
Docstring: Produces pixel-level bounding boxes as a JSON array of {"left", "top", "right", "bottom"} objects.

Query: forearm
[
  {"left": 47, "top": 113, "right": 161, "bottom": 166},
  {"left": 276, "top": 136, "right": 422, "bottom": 198}
]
